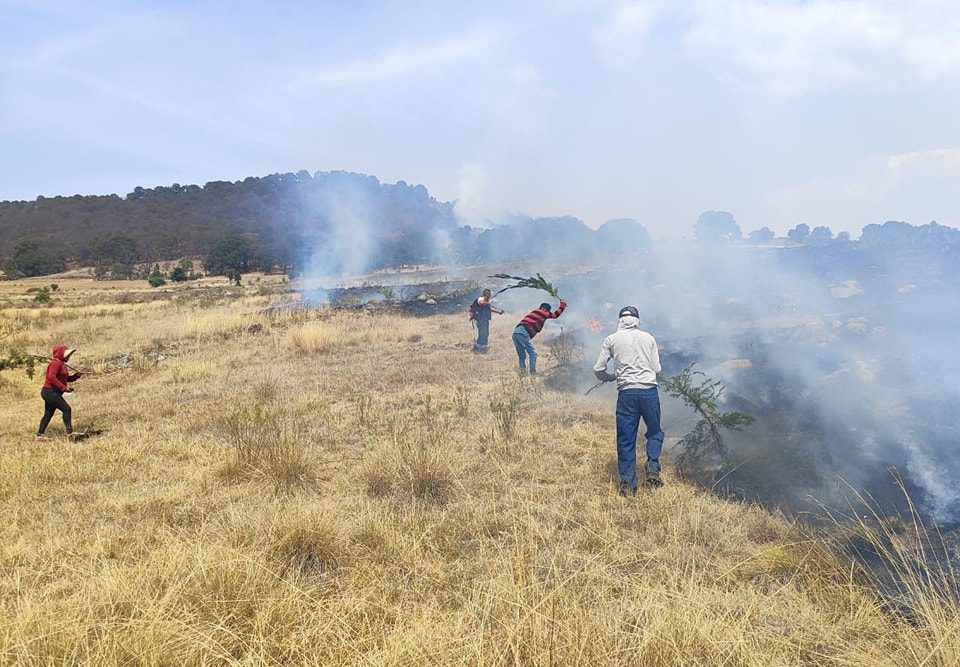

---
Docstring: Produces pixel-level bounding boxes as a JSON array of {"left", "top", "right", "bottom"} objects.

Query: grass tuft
[{"left": 220, "top": 406, "right": 314, "bottom": 493}]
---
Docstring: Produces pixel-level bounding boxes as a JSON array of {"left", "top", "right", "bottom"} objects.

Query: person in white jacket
[{"left": 593, "top": 306, "right": 665, "bottom": 493}]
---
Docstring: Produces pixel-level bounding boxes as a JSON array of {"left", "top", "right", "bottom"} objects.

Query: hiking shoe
[
  {"left": 35, "top": 434, "right": 49, "bottom": 442},
  {"left": 645, "top": 471, "right": 664, "bottom": 488},
  {"left": 68, "top": 432, "right": 87, "bottom": 442},
  {"left": 618, "top": 483, "right": 637, "bottom": 497}
]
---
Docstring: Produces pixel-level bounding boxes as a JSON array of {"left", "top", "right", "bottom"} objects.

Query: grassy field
[{"left": 1, "top": 277, "right": 958, "bottom": 665}]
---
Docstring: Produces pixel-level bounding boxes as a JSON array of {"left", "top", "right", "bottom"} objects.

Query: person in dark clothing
[
  {"left": 512, "top": 299, "right": 567, "bottom": 373},
  {"left": 36, "top": 344, "right": 82, "bottom": 441},
  {"left": 469, "top": 288, "right": 504, "bottom": 352}
]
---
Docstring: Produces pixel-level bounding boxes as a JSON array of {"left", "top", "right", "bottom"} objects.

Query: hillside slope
[
  {"left": 0, "top": 171, "right": 457, "bottom": 274},
  {"left": 0, "top": 280, "right": 957, "bottom": 665}
]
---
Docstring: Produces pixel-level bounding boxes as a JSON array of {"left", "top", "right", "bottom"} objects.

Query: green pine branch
[
  {"left": 488, "top": 273, "right": 560, "bottom": 299},
  {"left": 658, "top": 364, "right": 755, "bottom": 478}
]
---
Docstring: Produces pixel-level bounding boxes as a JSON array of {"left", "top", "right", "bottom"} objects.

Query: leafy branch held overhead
[{"left": 488, "top": 273, "right": 561, "bottom": 298}]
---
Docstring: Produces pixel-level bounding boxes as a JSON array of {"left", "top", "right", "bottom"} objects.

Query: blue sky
[{"left": 1, "top": 0, "right": 959, "bottom": 236}]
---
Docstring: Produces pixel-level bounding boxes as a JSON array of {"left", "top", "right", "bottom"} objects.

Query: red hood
[{"left": 51, "top": 344, "right": 69, "bottom": 361}]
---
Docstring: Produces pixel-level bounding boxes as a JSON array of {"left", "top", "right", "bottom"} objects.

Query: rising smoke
[
  {"left": 551, "top": 237, "right": 960, "bottom": 525},
  {"left": 293, "top": 176, "right": 960, "bottom": 524},
  {"left": 295, "top": 171, "right": 457, "bottom": 289}
]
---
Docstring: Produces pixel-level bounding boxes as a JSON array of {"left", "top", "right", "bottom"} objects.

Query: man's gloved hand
[{"left": 594, "top": 370, "right": 615, "bottom": 383}]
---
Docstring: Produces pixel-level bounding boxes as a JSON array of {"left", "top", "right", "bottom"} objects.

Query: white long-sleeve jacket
[{"left": 593, "top": 316, "right": 661, "bottom": 390}]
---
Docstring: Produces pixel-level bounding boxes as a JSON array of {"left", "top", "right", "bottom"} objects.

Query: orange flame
[{"left": 585, "top": 315, "right": 603, "bottom": 333}]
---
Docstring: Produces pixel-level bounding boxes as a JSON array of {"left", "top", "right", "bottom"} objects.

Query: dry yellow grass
[{"left": 1, "top": 280, "right": 958, "bottom": 665}]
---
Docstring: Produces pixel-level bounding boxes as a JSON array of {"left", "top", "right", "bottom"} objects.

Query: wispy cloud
[
  {"left": 887, "top": 147, "right": 960, "bottom": 171},
  {"left": 294, "top": 27, "right": 495, "bottom": 88}
]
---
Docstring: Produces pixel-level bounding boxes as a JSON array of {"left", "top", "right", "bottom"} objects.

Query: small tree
[
  {"left": 695, "top": 211, "right": 741, "bottom": 243},
  {"left": 787, "top": 223, "right": 811, "bottom": 244},
  {"left": 148, "top": 264, "right": 166, "bottom": 287},
  {"left": 747, "top": 227, "right": 775, "bottom": 244},
  {"left": 808, "top": 225, "right": 834, "bottom": 245},
  {"left": 170, "top": 258, "right": 196, "bottom": 282}
]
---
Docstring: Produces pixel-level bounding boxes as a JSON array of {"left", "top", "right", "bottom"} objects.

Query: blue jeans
[
  {"left": 512, "top": 326, "right": 537, "bottom": 373},
  {"left": 615, "top": 387, "right": 665, "bottom": 489},
  {"left": 475, "top": 319, "right": 490, "bottom": 349}
]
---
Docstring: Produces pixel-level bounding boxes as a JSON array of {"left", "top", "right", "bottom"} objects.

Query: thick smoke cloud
[{"left": 547, "top": 229, "right": 960, "bottom": 525}]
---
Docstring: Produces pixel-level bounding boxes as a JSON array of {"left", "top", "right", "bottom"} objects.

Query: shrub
[
  {"left": 147, "top": 264, "right": 166, "bottom": 287},
  {"left": 547, "top": 327, "right": 585, "bottom": 367}
]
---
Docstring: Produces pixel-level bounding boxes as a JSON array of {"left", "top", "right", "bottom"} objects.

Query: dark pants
[
  {"left": 615, "top": 387, "right": 664, "bottom": 489},
  {"left": 38, "top": 387, "right": 72, "bottom": 435},
  {"left": 474, "top": 318, "right": 490, "bottom": 350}
]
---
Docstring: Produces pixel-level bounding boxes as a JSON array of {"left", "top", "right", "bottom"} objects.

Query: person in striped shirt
[{"left": 511, "top": 299, "right": 567, "bottom": 374}]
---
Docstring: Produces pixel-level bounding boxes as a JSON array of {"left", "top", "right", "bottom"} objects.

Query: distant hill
[
  {"left": 0, "top": 170, "right": 654, "bottom": 279},
  {"left": 0, "top": 171, "right": 459, "bottom": 277}
]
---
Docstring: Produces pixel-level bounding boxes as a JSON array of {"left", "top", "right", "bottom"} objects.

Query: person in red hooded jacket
[{"left": 36, "top": 344, "right": 82, "bottom": 440}]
